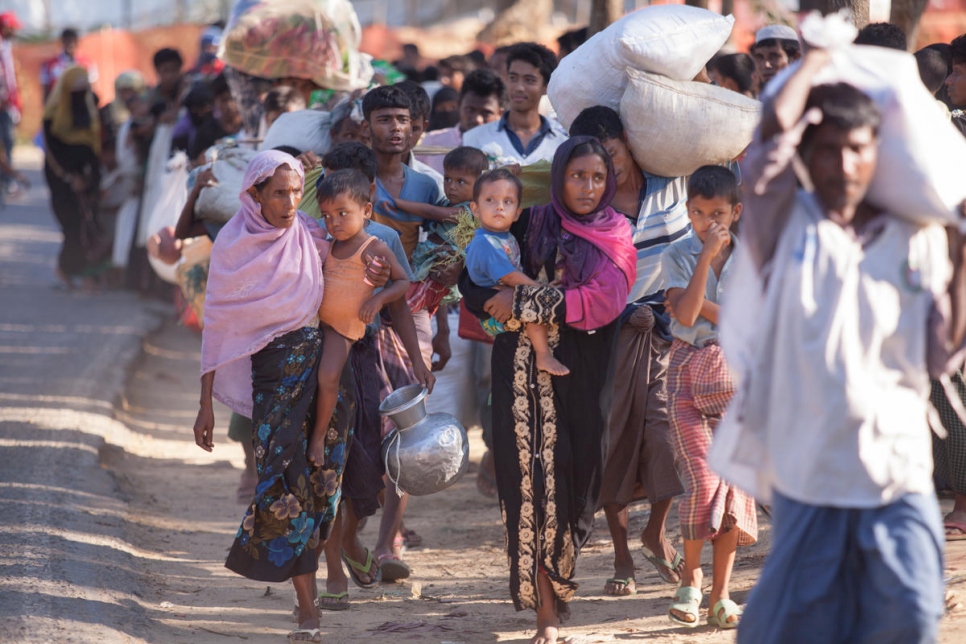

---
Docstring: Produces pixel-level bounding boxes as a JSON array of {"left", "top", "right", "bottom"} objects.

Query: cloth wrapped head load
[
  {"left": 196, "top": 142, "right": 259, "bottom": 225},
  {"left": 261, "top": 109, "right": 334, "bottom": 156},
  {"left": 762, "top": 11, "right": 966, "bottom": 227},
  {"left": 219, "top": 0, "right": 373, "bottom": 92},
  {"left": 548, "top": 5, "right": 735, "bottom": 129},
  {"left": 620, "top": 68, "right": 760, "bottom": 178}
]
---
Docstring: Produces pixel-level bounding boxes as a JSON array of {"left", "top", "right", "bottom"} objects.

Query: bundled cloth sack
[
  {"left": 261, "top": 109, "right": 333, "bottom": 156},
  {"left": 761, "top": 11, "right": 966, "bottom": 226},
  {"left": 196, "top": 143, "right": 259, "bottom": 225},
  {"left": 549, "top": 5, "right": 734, "bottom": 129},
  {"left": 620, "top": 68, "right": 760, "bottom": 178},
  {"left": 219, "top": 0, "right": 372, "bottom": 92}
]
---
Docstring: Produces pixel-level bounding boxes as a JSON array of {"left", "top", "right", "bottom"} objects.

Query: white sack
[
  {"left": 196, "top": 143, "right": 258, "bottom": 225},
  {"left": 549, "top": 5, "right": 735, "bottom": 129},
  {"left": 261, "top": 109, "right": 334, "bottom": 155},
  {"left": 762, "top": 12, "right": 966, "bottom": 226},
  {"left": 136, "top": 123, "right": 173, "bottom": 246},
  {"left": 144, "top": 153, "right": 190, "bottom": 285},
  {"left": 112, "top": 197, "right": 140, "bottom": 268},
  {"left": 620, "top": 69, "right": 760, "bottom": 178}
]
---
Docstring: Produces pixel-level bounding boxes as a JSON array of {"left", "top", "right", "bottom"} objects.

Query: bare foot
[
  {"left": 531, "top": 624, "right": 558, "bottom": 644},
  {"left": 535, "top": 351, "right": 570, "bottom": 376}
]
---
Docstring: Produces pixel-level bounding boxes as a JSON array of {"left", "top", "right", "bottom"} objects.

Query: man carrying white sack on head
[{"left": 713, "top": 39, "right": 966, "bottom": 644}]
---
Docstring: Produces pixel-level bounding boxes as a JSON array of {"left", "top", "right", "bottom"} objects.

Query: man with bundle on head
[
  {"left": 569, "top": 105, "right": 688, "bottom": 597},
  {"left": 720, "top": 45, "right": 966, "bottom": 644}
]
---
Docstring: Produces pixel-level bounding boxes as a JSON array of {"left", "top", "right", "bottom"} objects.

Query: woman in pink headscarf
[{"left": 191, "top": 150, "right": 385, "bottom": 643}]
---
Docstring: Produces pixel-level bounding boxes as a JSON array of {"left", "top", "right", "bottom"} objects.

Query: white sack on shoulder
[
  {"left": 762, "top": 11, "right": 966, "bottom": 226},
  {"left": 548, "top": 5, "right": 734, "bottom": 129},
  {"left": 620, "top": 68, "right": 760, "bottom": 178},
  {"left": 261, "top": 109, "right": 334, "bottom": 155}
]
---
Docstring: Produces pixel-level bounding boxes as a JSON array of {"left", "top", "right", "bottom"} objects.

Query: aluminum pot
[{"left": 379, "top": 384, "right": 469, "bottom": 496}]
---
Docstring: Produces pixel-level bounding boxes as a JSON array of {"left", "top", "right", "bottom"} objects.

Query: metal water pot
[{"left": 379, "top": 384, "right": 469, "bottom": 496}]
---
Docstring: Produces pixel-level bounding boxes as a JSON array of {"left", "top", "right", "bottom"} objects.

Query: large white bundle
[
  {"left": 196, "top": 143, "right": 258, "bottom": 225},
  {"left": 762, "top": 11, "right": 966, "bottom": 226},
  {"left": 261, "top": 109, "right": 333, "bottom": 155},
  {"left": 548, "top": 5, "right": 735, "bottom": 129},
  {"left": 620, "top": 69, "right": 760, "bottom": 178}
]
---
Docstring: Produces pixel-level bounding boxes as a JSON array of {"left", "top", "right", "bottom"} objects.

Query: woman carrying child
[
  {"left": 460, "top": 136, "right": 637, "bottom": 644},
  {"left": 662, "top": 165, "right": 757, "bottom": 630}
]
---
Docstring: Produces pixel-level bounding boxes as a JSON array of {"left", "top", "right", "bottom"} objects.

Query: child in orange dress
[{"left": 308, "top": 169, "right": 411, "bottom": 466}]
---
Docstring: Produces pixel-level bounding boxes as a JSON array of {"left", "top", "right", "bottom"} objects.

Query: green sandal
[
  {"left": 642, "top": 545, "right": 683, "bottom": 584},
  {"left": 707, "top": 598, "right": 742, "bottom": 629},
  {"left": 341, "top": 548, "right": 382, "bottom": 589},
  {"left": 318, "top": 591, "right": 350, "bottom": 611},
  {"left": 604, "top": 577, "right": 636, "bottom": 596},
  {"left": 668, "top": 585, "right": 703, "bottom": 628}
]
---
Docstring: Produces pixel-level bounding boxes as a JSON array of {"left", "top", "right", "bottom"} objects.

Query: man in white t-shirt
[{"left": 722, "top": 48, "right": 966, "bottom": 644}]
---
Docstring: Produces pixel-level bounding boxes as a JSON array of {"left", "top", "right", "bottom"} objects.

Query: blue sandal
[{"left": 668, "top": 585, "right": 703, "bottom": 628}]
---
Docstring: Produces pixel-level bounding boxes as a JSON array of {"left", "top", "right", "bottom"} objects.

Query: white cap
[{"left": 755, "top": 24, "right": 800, "bottom": 45}]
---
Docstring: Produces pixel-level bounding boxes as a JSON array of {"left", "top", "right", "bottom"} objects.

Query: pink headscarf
[{"left": 201, "top": 150, "right": 327, "bottom": 417}]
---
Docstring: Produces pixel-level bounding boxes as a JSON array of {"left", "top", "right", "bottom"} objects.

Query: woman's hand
[
  {"left": 69, "top": 174, "right": 87, "bottom": 193},
  {"left": 484, "top": 287, "right": 514, "bottom": 324},
  {"left": 413, "top": 359, "right": 437, "bottom": 394},
  {"left": 193, "top": 405, "right": 215, "bottom": 452},
  {"left": 365, "top": 255, "right": 391, "bottom": 288}
]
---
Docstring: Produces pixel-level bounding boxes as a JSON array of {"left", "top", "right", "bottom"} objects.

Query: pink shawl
[{"left": 201, "top": 150, "right": 327, "bottom": 417}]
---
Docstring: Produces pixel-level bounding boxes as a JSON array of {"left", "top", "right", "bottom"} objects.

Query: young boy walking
[{"left": 663, "top": 165, "right": 756, "bottom": 629}]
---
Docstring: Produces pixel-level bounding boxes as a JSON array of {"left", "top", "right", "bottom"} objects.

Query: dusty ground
[{"left": 104, "top": 319, "right": 966, "bottom": 644}]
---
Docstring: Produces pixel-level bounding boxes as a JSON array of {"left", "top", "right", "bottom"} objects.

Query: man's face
[
  {"left": 331, "top": 117, "right": 368, "bottom": 147},
  {"left": 156, "top": 61, "right": 182, "bottom": 93},
  {"left": 600, "top": 135, "right": 637, "bottom": 188},
  {"left": 63, "top": 36, "right": 78, "bottom": 58},
  {"left": 365, "top": 107, "right": 411, "bottom": 155},
  {"left": 507, "top": 60, "right": 545, "bottom": 114},
  {"left": 214, "top": 92, "right": 241, "bottom": 133},
  {"left": 946, "top": 62, "right": 966, "bottom": 107},
  {"left": 406, "top": 114, "right": 428, "bottom": 154},
  {"left": 752, "top": 43, "right": 791, "bottom": 87},
  {"left": 458, "top": 93, "right": 501, "bottom": 132},
  {"left": 804, "top": 124, "right": 878, "bottom": 216}
]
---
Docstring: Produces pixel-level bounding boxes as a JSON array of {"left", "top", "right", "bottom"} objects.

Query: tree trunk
[
  {"left": 890, "top": 0, "right": 929, "bottom": 50},
  {"left": 798, "top": 0, "right": 870, "bottom": 29},
  {"left": 478, "top": 0, "right": 554, "bottom": 45},
  {"left": 589, "top": 0, "right": 624, "bottom": 36}
]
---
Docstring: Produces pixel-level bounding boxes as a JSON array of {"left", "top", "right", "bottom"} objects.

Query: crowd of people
[{"left": 9, "top": 6, "right": 966, "bottom": 643}]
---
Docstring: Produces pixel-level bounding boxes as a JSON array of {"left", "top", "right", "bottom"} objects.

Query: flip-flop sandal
[
  {"left": 287, "top": 627, "right": 321, "bottom": 642},
  {"left": 603, "top": 577, "right": 636, "bottom": 596},
  {"left": 945, "top": 521, "right": 966, "bottom": 541},
  {"left": 402, "top": 528, "right": 423, "bottom": 548},
  {"left": 376, "top": 552, "right": 411, "bottom": 582},
  {"left": 318, "top": 591, "right": 350, "bottom": 611},
  {"left": 668, "top": 585, "right": 703, "bottom": 628},
  {"left": 341, "top": 548, "right": 382, "bottom": 589},
  {"left": 642, "top": 545, "right": 683, "bottom": 584},
  {"left": 707, "top": 598, "right": 742, "bottom": 630}
]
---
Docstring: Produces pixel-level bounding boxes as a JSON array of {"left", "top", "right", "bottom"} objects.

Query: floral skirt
[{"left": 225, "top": 326, "right": 355, "bottom": 583}]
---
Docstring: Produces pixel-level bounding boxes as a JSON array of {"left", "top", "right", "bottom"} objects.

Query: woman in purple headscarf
[
  {"left": 460, "top": 136, "right": 637, "bottom": 644},
  {"left": 191, "top": 150, "right": 385, "bottom": 643}
]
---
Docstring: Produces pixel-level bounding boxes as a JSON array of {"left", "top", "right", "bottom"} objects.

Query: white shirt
[
  {"left": 462, "top": 113, "right": 568, "bottom": 166},
  {"left": 712, "top": 193, "right": 950, "bottom": 509}
]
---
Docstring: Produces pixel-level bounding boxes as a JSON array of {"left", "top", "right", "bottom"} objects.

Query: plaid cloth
[{"left": 667, "top": 339, "right": 757, "bottom": 545}]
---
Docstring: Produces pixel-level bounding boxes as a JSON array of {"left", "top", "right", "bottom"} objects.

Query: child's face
[
  {"left": 443, "top": 167, "right": 477, "bottom": 205},
  {"left": 318, "top": 193, "right": 372, "bottom": 242},
  {"left": 472, "top": 179, "right": 522, "bottom": 233},
  {"left": 686, "top": 195, "right": 742, "bottom": 242}
]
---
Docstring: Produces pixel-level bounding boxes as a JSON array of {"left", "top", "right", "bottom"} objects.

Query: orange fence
[{"left": 13, "top": 24, "right": 204, "bottom": 141}]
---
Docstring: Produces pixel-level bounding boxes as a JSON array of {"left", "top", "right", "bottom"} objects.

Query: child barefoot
[
  {"left": 662, "top": 166, "right": 756, "bottom": 630},
  {"left": 309, "top": 169, "right": 411, "bottom": 467},
  {"left": 464, "top": 168, "right": 570, "bottom": 376}
]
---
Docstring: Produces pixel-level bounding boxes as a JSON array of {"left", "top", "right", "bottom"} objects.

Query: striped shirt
[{"left": 627, "top": 172, "right": 691, "bottom": 303}]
